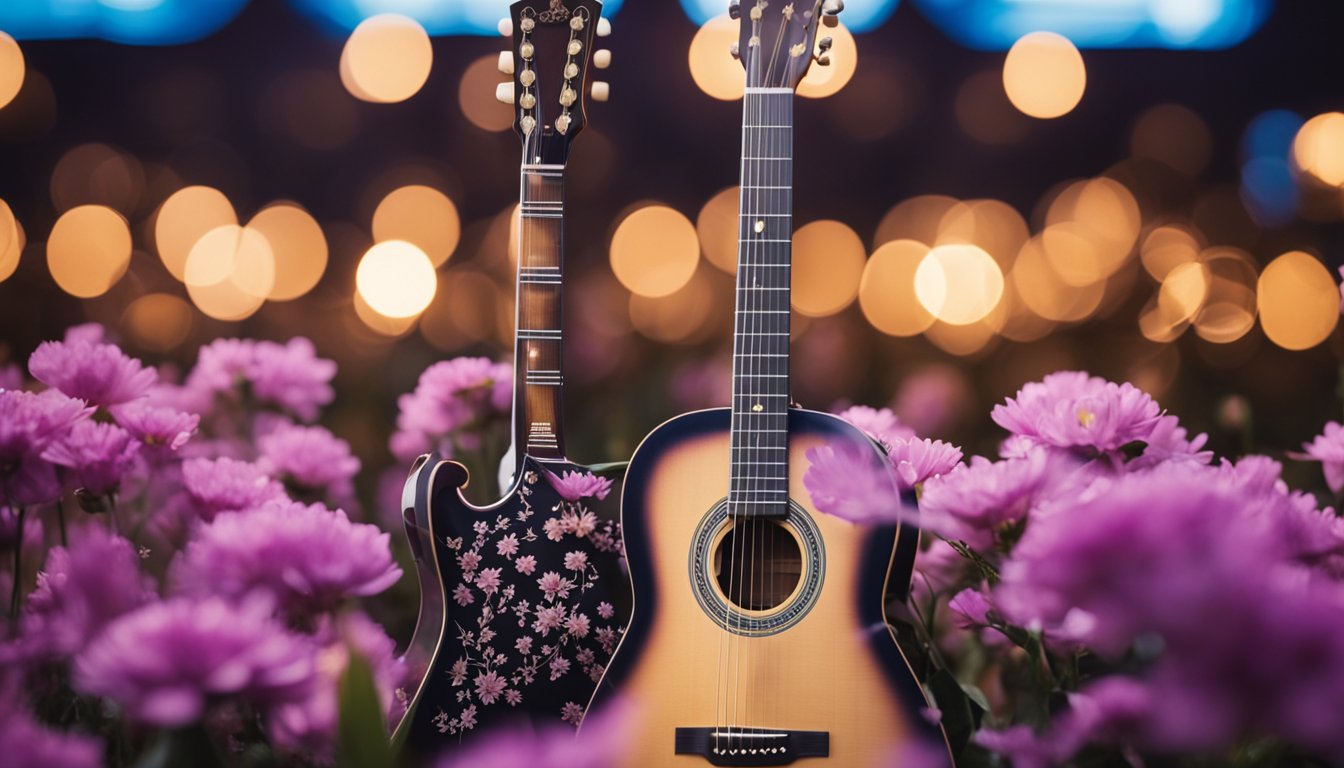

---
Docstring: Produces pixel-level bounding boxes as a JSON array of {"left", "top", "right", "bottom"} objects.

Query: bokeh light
[
  {"left": 1012, "top": 235, "right": 1105, "bottom": 322},
  {"left": 121, "top": 293, "right": 193, "bottom": 352},
  {"left": 859, "top": 239, "right": 935, "bottom": 337},
  {"left": 1157, "top": 261, "right": 1209, "bottom": 325},
  {"left": 915, "top": 243, "right": 1004, "bottom": 325},
  {"left": 791, "top": 220, "right": 864, "bottom": 317},
  {"left": 50, "top": 143, "right": 145, "bottom": 214},
  {"left": 372, "top": 185, "right": 460, "bottom": 267},
  {"left": 628, "top": 266, "right": 718, "bottom": 344},
  {"left": 1293, "top": 112, "right": 1344, "bottom": 188},
  {"left": 610, "top": 205, "right": 699, "bottom": 298},
  {"left": 356, "top": 240, "right": 436, "bottom": 319},
  {"left": 0, "top": 31, "right": 23, "bottom": 110},
  {"left": 458, "top": 53, "right": 512, "bottom": 132},
  {"left": 874, "top": 195, "right": 964, "bottom": 248},
  {"left": 1192, "top": 247, "right": 1258, "bottom": 344},
  {"left": 1141, "top": 224, "right": 1202, "bottom": 280},
  {"left": 354, "top": 290, "right": 418, "bottom": 337},
  {"left": 0, "top": 198, "right": 21, "bottom": 283},
  {"left": 422, "top": 268, "right": 502, "bottom": 348},
  {"left": 247, "top": 203, "right": 327, "bottom": 301},
  {"left": 696, "top": 186, "right": 739, "bottom": 274},
  {"left": 1257, "top": 250, "right": 1339, "bottom": 350},
  {"left": 938, "top": 198, "right": 1029, "bottom": 268},
  {"left": 47, "top": 205, "right": 132, "bottom": 298},
  {"left": 340, "top": 14, "right": 432, "bottom": 104},
  {"left": 155, "top": 186, "right": 238, "bottom": 281},
  {"left": 796, "top": 23, "right": 857, "bottom": 100},
  {"left": 688, "top": 15, "right": 742, "bottom": 101},
  {"left": 184, "top": 224, "right": 275, "bottom": 321},
  {"left": 1002, "top": 32, "right": 1085, "bottom": 119}
]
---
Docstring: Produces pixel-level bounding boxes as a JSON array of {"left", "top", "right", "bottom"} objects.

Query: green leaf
[
  {"left": 132, "top": 725, "right": 227, "bottom": 768},
  {"left": 337, "top": 650, "right": 395, "bottom": 768},
  {"left": 945, "top": 539, "right": 1001, "bottom": 586},
  {"left": 927, "top": 669, "right": 980, "bottom": 758},
  {"left": 585, "top": 461, "right": 630, "bottom": 478}
]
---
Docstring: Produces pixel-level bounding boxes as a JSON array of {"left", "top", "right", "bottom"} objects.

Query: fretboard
[
  {"left": 729, "top": 88, "right": 793, "bottom": 520},
  {"left": 511, "top": 163, "right": 568, "bottom": 465}
]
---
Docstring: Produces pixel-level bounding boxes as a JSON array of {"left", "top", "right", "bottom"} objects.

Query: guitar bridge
[{"left": 674, "top": 727, "right": 828, "bottom": 766}]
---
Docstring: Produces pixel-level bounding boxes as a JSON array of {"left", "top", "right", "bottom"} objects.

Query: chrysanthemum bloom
[
  {"left": 173, "top": 500, "right": 402, "bottom": 617},
  {"left": 269, "top": 612, "right": 407, "bottom": 761},
  {"left": 991, "top": 371, "right": 1162, "bottom": 456},
  {"left": 21, "top": 527, "right": 155, "bottom": 658},
  {"left": 42, "top": 420, "right": 141, "bottom": 497},
  {"left": 803, "top": 440, "right": 914, "bottom": 526},
  {"left": 187, "top": 338, "right": 255, "bottom": 397},
  {"left": 74, "top": 596, "right": 317, "bottom": 728},
  {"left": 1296, "top": 421, "right": 1344, "bottom": 494},
  {"left": 0, "top": 363, "right": 21, "bottom": 392},
  {"left": 181, "top": 457, "right": 288, "bottom": 521},
  {"left": 390, "top": 357, "right": 511, "bottom": 462},
  {"left": 545, "top": 470, "right": 613, "bottom": 502},
  {"left": 0, "top": 677, "right": 103, "bottom": 768},
  {"left": 1129, "top": 414, "right": 1212, "bottom": 469},
  {"left": 886, "top": 436, "right": 963, "bottom": 490},
  {"left": 249, "top": 338, "right": 337, "bottom": 421},
  {"left": 28, "top": 339, "right": 157, "bottom": 408},
  {"left": 917, "top": 448, "right": 1063, "bottom": 548},
  {"left": 434, "top": 698, "right": 632, "bottom": 768},
  {"left": 0, "top": 389, "right": 93, "bottom": 506},
  {"left": 833, "top": 405, "right": 916, "bottom": 446},
  {"left": 110, "top": 401, "right": 200, "bottom": 453},
  {"left": 257, "top": 422, "right": 360, "bottom": 505}
]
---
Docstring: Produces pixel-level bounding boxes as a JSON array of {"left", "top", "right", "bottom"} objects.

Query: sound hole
[{"left": 713, "top": 518, "right": 802, "bottom": 612}]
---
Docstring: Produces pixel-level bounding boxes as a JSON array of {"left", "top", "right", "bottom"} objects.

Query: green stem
[{"left": 10, "top": 506, "right": 26, "bottom": 619}]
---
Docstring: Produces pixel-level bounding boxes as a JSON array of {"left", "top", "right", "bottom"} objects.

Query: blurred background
[{"left": 1, "top": 0, "right": 1342, "bottom": 498}]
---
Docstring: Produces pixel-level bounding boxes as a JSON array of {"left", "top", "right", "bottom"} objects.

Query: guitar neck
[
  {"left": 729, "top": 87, "right": 794, "bottom": 520},
  {"left": 511, "top": 161, "right": 568, "bottom": 465}
]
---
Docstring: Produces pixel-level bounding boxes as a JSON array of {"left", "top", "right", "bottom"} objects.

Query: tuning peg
[
  {"left": 728, "top": 1, "right": 741, "bottom": 20},
  {"left": 730, "top": 41, "right": 740, "bottom": 60},
  {"left": 815, "top": 54, "right": 831, "bottom": 66},
  {"left": 593, "top": 49, "right": 612, "bottom": 69},
  {"left": 818, "top": 36, "right": 833, "bottom": 52},
  {"left": 590, "top": 81, "right": 610, "bottom": 102},
  {"left": 498, "top": 51, "right": 515, "bottom": 75},
  {"left": 597, "top": 18, "right": 612, "bottom": 37},
  {"left": 822, "top": 0, "right": 843, "bottom": 26},
  {"left": 498, "top": 18, "right": 513, "bottom": 36},
  {"left": 495, "top": 82, "right": 515, "bottom": 104}
]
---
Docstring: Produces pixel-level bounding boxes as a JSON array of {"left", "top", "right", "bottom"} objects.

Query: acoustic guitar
[
  {"left": 585, "top": 2, "right": 952, "bottom": 765},
  {"left": 393, "top": 0, "right": 628, "bottom": 757}
]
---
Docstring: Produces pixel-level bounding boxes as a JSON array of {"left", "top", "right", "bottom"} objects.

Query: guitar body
[
  {"left": 394, "top": 455, "right": 627, "bottom": 758},
  {"left": 589, "top": 408, "right": 949, "bottom": 767}
]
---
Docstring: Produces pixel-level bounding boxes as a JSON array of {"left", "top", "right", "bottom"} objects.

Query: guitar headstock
[
  {"left": 495, "top": 0, "right": 610, "bottom": 164},
  {"left": 730, "top": 0, "right": 843, "bottom": 91}
]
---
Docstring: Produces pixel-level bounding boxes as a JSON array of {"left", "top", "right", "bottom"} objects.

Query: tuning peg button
[
  {"left": 590, "top": 81, "right": 610, "bottom": 102},
  {"left": 498, "top": 18, "right": 513, "bottom": 36},
  {"left": 495, "top": 82, "right": 516, "bottom": 104},
  {"left": 730, "top": 41, "right": 740, "bottom": 60},
  {"left": 593, "top": 49, "right": 612, "bottom": 69},
  {"left": 823, "top": 0, "right": 845, "bottom": 14},
  {"left": 816, "top": 54, "right": 831, "bottom": 66},
  {"left": 597, "top": 18, "right": 612, "bottom": 37},
  {"left": 498, "top": 51, "right": 515, "bottom": 75},
  {"left": 728, "top": 1, "right": 741, "bottom": 20}
]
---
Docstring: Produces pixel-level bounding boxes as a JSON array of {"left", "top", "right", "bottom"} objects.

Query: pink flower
[
  {"left": 536, "top": 571, "right": 574, "bottom": 601},
  {"left": 565, "top": 612, "right": 591, "bottom": 638},
  {"left": 257, "top": 422, "right": 360, "bottom": 505},
  {"left": 515, "top": 555, "right": 537, "bottom": 575},
  {"left": 0, "top": 676, "right": 103, "bottom": 768},
  {"left": 563, "top": 551, "right": 589, "bottom": 572},
  {"left": 834, "top": 405, "right": 916, "bottom": 446},
  {"left": 109, "top": 401, "right": 199, "bottom": 452},
  {"left": 187, "top": 338, "right": 335, "bottom": 421},
  {"left": 0, "top": 389, "right": 93, "bottom": 506},
  {"left": 474, "top": 671, "right": 507, "bottom": 705},
  {"left": 475, "top": 567, "right": 503, "bottom": 596},
  {"left": 560, "top": 701, "right": 584, "bottom": 725},
  {"left": 532, "top": 605, "right": 566, "bottom": 636},
  {"left": 434, "top": 698, "right": 631, "bottom": 768},
  {"left": 42, "top": 420, "right": 141, "bottom": 496},
  {"left": 450, "top": 659, "right": 469, "bottom": 686},
  {"left": 991, "top": 371, "right": 1163, "bottom": 455},
  {"left": 947, "top": 588, "right": 993, "bottom": 629},
  {"left": 571, "top": 510, "right": 599, "bottom": 537},
  {"left": 182, "top": 457, "right": 288, "bottom": 522},
  {"left": 29, "top": 340, "right": 157, "bottom": 408},
  {"left": 598, "top": 602, "right": 615, "bottom": 620},
  {"left": 458, "top": 551, "right": 482, "bottom": 574},
  {"left": 545, "top": 469, "right": 613, "bottom": 502},
  {"left": 389, "top": 357, "right": 511, "bottom": 462},
  {"left": 543, "top": 517, "right": 565, "bottom": 541},
  {"left": 887, "top": 436, "right": 963, "bottom": 489},
  {"left": 548, "top": 655, "right": 571, "bottom": 680},
  {"left": 803, "top": 440, "right": 910, "bottom": 525},
  {"left": 515, "top": 636, "right": 533, "bottom": 654},
  {"left": 1296, "top": 421, "right": 1344, "bottom": 494},
  {"left": 496, "top": 534, "right": 520, "bottom": 557},
  {"left": 452, "top": 584, "right": 475, "bottom": 606}
]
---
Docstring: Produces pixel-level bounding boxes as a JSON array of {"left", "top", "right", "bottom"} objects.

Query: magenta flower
[
  {"left": 434, "top": 699, "right": 632, "bottom": 768},
  {"left": 545, "top": 469, "right": 613, "bottom": 502},
  {"left": 1131, "top": 414, "right": 1212, "bottom": 469},
  {"left": 803, "top": 440, "right": 912, "bottom": 526},
  {"left": 991, "top": 371, "right": 1163, "bottom": 455},
  {"left": 887, "top": 436, "right": 963, "bottom": 489},
  {"left": 1296, "top": 421, "right": 1344, "bottom": 494},
  {"left": 269, "top": 612, "right": 406, "bottom": 760},
  {"left": 173, "top": 500, "right": 402, "bottom": 615},
  {"left": 257, "top": 422, "right": 361, "bottom": 504},
  {"left": 833, "top": 405, "right": 916, "bottom": 445},
  {"left": 42, "top": 420, "right": 141, "bottom": 496},
  {"left": 21, "top": 527, "right": 155, "bottom": 658},
  {"left": 181, "top": 457, "right": 288, "bottom": 521},
  {"left": 187, "top": 338, "right": 254, "bottom": 395},
  {"left": 110, "top": 401, "right": 199, "bottom": 452},
  {"left": 390, "top": 357, "right": 511, "bottom": 462},
  {"left": 249, "top": 338, "right": 337, "bottom": 421},
  {"left": 74, "top": 596, "right": 317, "bottom": 727},
  {"left": 0, "top": 677, "right": 103, "bottom": 768},
  {"left": 0, "top": 389, "right": 94, "bottom": 506},
  {"left": 0, "top": 363, "right": 21, "bottom": 392},
  {"left": 917, "top": 449, "right": 1063, "bottom": 547},
  {"left": 28, "top": 339, "right": 157, "bottom": 408}
]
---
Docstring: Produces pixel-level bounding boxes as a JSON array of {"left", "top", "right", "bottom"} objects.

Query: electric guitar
[
  {"left": 585, "top": 2, "right": 952, "bottom": 765},
  {"left": 393, "top": 0, "right": 627, "bottom": 757}
]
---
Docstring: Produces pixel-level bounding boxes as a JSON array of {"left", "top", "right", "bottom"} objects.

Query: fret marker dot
[
  {"left": 754, "top": 220, "right": 765, "bottom": 233},
  {"left": 752, "top": 403, "right": 763, "bottom": 412}
]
